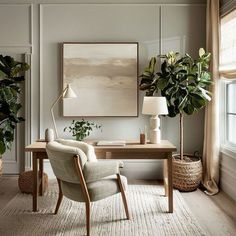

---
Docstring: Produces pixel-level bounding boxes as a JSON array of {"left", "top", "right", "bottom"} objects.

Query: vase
[{"left": 45, "top": 128, "right": 54, "bottom": 142}]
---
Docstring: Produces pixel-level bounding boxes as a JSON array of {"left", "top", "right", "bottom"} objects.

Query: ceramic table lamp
[{"left": 142, "top": 96, "right": 168, "bottom": 144}]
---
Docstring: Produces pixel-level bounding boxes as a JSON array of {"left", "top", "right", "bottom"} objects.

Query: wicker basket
[
  {"left": 18, "top": 170, "right": 48, "bottom": 194},
  {"left": 173, "top": 154, "right": 202, "bottom": 192}
]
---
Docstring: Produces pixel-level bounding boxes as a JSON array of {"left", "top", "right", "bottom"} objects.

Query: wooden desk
[{"left": 25, "top": 140, "right": 176, "bottom": 213}]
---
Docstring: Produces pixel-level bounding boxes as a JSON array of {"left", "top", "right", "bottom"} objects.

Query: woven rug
[{"left": 0, "top": 182, "right": 206, "bottom": 236}]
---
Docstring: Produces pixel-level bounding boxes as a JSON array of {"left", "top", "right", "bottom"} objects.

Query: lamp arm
[{"left": 50, "top": 86, "right": 68, "bottom": 138}]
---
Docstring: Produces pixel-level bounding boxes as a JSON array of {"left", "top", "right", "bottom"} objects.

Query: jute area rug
[{"left": 0, "top": 181, "right": 206, "bottom": 236}]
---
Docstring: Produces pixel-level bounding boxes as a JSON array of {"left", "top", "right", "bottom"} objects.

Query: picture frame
[{"left": 62, "top": 42, "right": 138, "bottom": 117}]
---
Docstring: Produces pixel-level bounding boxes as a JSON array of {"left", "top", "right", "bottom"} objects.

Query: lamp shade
[
  {"left": 63, "top": 84, "right": 77, "bottom": 98},
  {"left": 142, "top": 96, "right": 168, "bottom": 115}
]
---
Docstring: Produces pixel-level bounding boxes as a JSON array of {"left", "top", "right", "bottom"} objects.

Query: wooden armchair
[{"left": 46, "top": 140, "right": 130, "bottom": 236}]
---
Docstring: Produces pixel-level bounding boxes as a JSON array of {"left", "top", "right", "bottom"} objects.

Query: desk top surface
[{"left": 25, "top": 140, "right": 176, "bottom": 152}]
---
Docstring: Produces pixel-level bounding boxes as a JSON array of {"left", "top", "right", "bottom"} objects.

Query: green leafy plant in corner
[
  {"left": 139, "top": 48, "right": 212, "bottom": 160},
  {"left": 64, "top": 119, "right": 102, "bottom": 141},
  {"left": 0, "top": 55, "right": 30, "bottom": 155}
]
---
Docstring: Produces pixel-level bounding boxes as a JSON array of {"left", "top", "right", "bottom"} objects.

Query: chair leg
[
  {"left": 55, "top": 178, "right": 63, "bottom": 214},
  {"left": 116, "top": 174, "right": 130, "bottom": 220},
  {"left": 73, "top": 155, "right": 91, "bottom": 236},
  {"left": 85, "top": 201, "right": 91, "bottom": 236}
]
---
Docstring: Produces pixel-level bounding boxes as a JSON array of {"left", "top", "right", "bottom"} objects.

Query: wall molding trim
[
  {"left": 0, "top": 3, "right": 33, "bottom": 173},
  {"left": 39, "top": 4, "right": 43, "bottom": 137},
  {"left": 0, "top": 4, "right": 33, "bottom": 46},
  {"left": 24, "top": 53, "right": 32, "bottom": 169},
  {"left": 0, "top": 46, "right": 32, "bottom": 54}
]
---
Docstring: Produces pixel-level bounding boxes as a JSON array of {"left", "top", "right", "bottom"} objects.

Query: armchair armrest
[{"left": 84, "top": 161, "right": 120, "bottom": 183}]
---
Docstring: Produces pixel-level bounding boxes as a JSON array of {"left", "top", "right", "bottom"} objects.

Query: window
[{"left": 220, "top": 9, "right": 236, "bottom": 149}]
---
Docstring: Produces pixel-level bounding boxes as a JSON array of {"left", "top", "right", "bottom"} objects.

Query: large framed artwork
[{"left": 62, "top": 42, "right": 138, "bottom": 117}]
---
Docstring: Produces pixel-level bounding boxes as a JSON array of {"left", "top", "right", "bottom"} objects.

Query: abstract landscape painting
[{"left": 62, "top": 43, "right": 138, "bottom": 116}]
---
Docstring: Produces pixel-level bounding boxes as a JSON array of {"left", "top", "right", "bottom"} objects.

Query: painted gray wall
[{"left": 0, "top": 0, "right": 206, "bottom": 179}]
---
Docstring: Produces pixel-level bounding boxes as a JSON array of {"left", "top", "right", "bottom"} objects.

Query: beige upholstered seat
[{"left": 46, "top": 139, "right": 130, "bottom": 236}]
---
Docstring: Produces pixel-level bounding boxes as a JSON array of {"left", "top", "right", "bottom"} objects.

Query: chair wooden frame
[{"left": 54, "top": 154, "right": 130, "bottom": 236}]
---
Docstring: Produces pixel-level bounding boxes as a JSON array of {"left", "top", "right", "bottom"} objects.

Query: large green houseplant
[
  {"left": 140, "top": 48, "right": 212, "bottom": 191},
  {"left": 0, "top": 55, "right": 30, "bottom": 175}
]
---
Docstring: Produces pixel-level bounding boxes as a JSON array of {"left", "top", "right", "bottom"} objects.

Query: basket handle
[{"left": 193, "top": 151, "right": 201, "bottom": 159}]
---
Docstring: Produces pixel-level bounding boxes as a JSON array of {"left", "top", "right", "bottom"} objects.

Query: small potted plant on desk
[
  {"left": 64, "top": 119, "right": 102, "bottom": 141},
  {"left": 139, "top": 48, "right": 212, "bottom": 191},
  {"left": 0, "top": 55, "right": 30, "bottom": 176}
]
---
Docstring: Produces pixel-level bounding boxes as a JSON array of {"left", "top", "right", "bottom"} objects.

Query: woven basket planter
[
  {"left": 18, "top": 170, "right": 48, "bottom": 194},
  {"left": 173, "top": 154, "right": 202, "bottom": 192}
]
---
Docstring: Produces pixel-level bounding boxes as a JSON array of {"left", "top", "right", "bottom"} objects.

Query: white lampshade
[
  {"left": 63, "top": 84, "right": 77, "bottom": 98},
  {"left": 142, "top": 96, "right": 168, "bottom": 115}
]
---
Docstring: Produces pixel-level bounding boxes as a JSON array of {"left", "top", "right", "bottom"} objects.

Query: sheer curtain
[{"left": 202, "top": 0, "right": 220, "bottom": 195}]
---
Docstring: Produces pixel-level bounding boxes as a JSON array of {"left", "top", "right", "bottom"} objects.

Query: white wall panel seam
[{"left": 39, "top": 4, "right": 43, "bottom": 137}]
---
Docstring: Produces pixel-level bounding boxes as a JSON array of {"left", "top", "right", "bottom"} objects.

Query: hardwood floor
[
  {"left": 0, "top": 176, "right": 19, "bottom": 210},
  {"left": 181, "top": 189, "right": 236, "bottom": 236},
  {"left": 1, "top": 177, "right": 236, "bottom": 235}
]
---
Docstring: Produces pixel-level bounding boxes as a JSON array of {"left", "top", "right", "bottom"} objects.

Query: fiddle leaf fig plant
[
  {"left": 0, "top": 55, "right": 30, "bottom": 155},
  {"left": 64, "top": 119, "right": 102, "bottom": 141},
  {"left": 140, "top": 48, "right": 212, "bottom": 160}
]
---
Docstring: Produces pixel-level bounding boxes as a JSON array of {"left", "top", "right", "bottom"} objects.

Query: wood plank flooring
[
  {"left": 0, "top": 176, "right": 19, "bottom": 210},
  {"left": 1, "top": 177, "right": 236, "bottom": 236},
  {"left": 181, "top": 189, "right": 236, "bottom": 236}
]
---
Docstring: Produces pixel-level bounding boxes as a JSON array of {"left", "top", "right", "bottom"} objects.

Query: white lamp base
[{"left": 150, "top": 115, "right": 161, "bottom": 144}]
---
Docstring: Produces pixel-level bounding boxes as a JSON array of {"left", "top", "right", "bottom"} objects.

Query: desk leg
[
  {"left": 163, "top": 159, "right": 168, "bottom": 197},
  {"left": 105, "top": 152, "right": 112, "bottom": 159},
  {"left": 167, "top": 152, "right": 173, "bottom": 213},
  {"left": 39, "top": 158, "right": 43, "bottom": 196},
  {"left": 33, "top": 153, "right": 39, "bottom": 212}
]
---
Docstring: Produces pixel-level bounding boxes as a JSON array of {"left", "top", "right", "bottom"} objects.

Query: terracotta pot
[{"left": 172, "top": 153, "right": 202, "bottom": 192}]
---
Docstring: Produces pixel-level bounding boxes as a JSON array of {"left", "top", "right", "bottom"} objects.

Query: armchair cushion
[
  {"left": 46, "top": 141, "right": 88, "bottom": 183},
  {"left": 88, "top": 175, "right": 128, "bottom": 201},
  {"left": 61, "top": 175, "right": 128, "bottom": 202},
  {"left": 57, "top": 139, "right": 97, "bottom": 162},
  {"left": 84, "top": 161, "right": 120, "bottom": 183}
]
